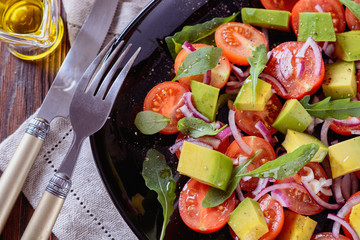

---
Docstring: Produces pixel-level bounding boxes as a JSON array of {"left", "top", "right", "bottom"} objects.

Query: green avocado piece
[
  {"left": 234, "top": 77, "right": 273, "bottom": 111},
  {"left": 322, "top": 61, "right": 357, "bottom": 99},
  {"left": 335, "top": 30, "right": 360, "bottom": 61},
  {"left": 282, "top": 129, "right": 328, "bottom": 162},
  {"left": 228, "top": 197, "right": 269, "bottom": 240},
  {"left": 241, "top": 8, "right": 290, "bottom": 31},
  {"left": 177, "top": 141, "right": 233, "bottom": 190},
  {"left": 191, "top": 80, "right": 220, "bottom": 122},
  {"left": 298, "top": 12, "right": 336, "bottom": 42},
  {"left": 272, "top": 99, "right": 313, "bottom": 134}
]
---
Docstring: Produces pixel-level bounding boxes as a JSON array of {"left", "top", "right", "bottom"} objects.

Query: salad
[{"left": 134, "top": 0, "right": 360, "bottom": 239}]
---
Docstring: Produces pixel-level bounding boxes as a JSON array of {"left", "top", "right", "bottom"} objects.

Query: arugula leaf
[
  {"left": 248, "top": 44, "right": 268, "bottom": 104},
  {"left": 172, "top": 47, "right": 222, "bottom": 81},
  {"left": 134, "top": 111, "right": 170, "bottom": 135},
  {"left": 339, "top": 0, "right": 360, "bottom": 21},
  {"left": 238, "top": 143, "right": 319, "bottom": 179},
  {"left": 142, "top": 149, "right": 176, "bottom": 240},
  {"left": 165, "top": 13, "right": 239, "bottom": 59},
  {"left": 300, "top": 95, "right": 360, "bottom": 120},
  {"left": 201, "top": 150, "right": 261, "bottom": 208},
  {"left": 177, "top": 117, "right": 227, "bottom": 138},
  {"left": 201, "top": 143, "right": 319, "bottom": 207}
]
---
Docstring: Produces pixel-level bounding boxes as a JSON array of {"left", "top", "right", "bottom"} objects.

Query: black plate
[{"left": 89, "top": 0, "right": 303, "bottom": 239}]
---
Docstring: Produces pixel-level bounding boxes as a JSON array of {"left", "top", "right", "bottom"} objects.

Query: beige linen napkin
[{"left": 0, "top": 0, "right": 150, "bottom": 239}]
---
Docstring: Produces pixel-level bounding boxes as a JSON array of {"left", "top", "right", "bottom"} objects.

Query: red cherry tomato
[
  {"left": 215, "top": 22, "right": 268, "bottom": 65},
  {"left": 329, "top": 117, "right": 360, "bottom": 135},
  {"left": 143, "top": 81, "right": 189, "bottom": 134},
  {"left": 275, "top": 162, "right": 330, "bottom": 215},
  {"left": 178, "top": 178, "right": 236, "bottom": 233},
  {"left": 291, "top": 0, "right": 346, "bottom": 35},
  {"left": 311, "top": 232, "right": 350, "bottom": 240},
  {"left": 225, "top": 136, "right": 276, "bottom": 192},
  {"left": 263, "top": 41, "right": 325, "bottom": 99},
  {"left": 345, "top": 0, "right": 360, "bottom": 30},
  {"left": 174, "top": 43, "right": 231, "bottom": 89},
  {"left": 260, "top": 0, "right": 299, "bottom": 11},
  {"left": 234, "top": 94, "right": 282, "bottom": 137},
  {"left": 343, "top": 191, "right": 360, "bottom": 239},
  {"left": 230, "top": 195, "right": 284, "bottom": 240}
]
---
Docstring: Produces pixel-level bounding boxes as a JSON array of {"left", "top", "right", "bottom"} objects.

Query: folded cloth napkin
[{"left": 0, "top": 0, "right": 150, "bottom": 239}]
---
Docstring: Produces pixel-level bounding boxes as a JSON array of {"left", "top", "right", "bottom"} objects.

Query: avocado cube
[
  {"left": 241, "top": 8, "right": 290, "bottom": 31},
  {"left": 234, "top": 77, "right": 273, "bottom": 111},
  {"left": 272, "top": 99, "right": 313, "bottom": 134},
  {"left": 177, "top": 141, "right": 233, "bottom": 190},
  {"left": 282, "top": 129, "right": 328, "bottom": 162},
  {"left": 322, "top": 61, "right": 357, "bottom": 99},
  {"left": 298, "top": 12, "right": 336, "bottom": 42},
  {"left": 350, "top": 203, "right": 360, "bottom": 237},
  {"left": 191, "top": 80, "right": 220, "bottom": 122},
  {"left": 228, "top": 198, "right": 269, "bottom": 240},
  {"left": 335, "top": 30, "right": 360, "bottom": 61},
  {"left": 328, "top": 136, "right": 360, "bottom": 178},
  {"left": 277, "top": 210, "right": 317, "bottom": 240}
]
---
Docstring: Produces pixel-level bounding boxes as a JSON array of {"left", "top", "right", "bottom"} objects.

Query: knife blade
[{"left": 0, "top": 0, "right": 119, "bottom": 233}]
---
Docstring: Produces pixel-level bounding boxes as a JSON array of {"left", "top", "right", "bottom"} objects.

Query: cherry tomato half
[
  {"left": 215, "top": 22, "right": 268, "bottom": 65},
  {"left": 329, "top": 117, "right": 360, "bottom": 135},
  {"left": 143, "top": 81, "right": 189, "bottom": 134},
  {"left": 226, "top": 136, "right": 276, "bottom": 192},
  {"left": 260, "top": 0, "right": 299, "bottom": 11},
  {"left": 235, "top": 94, "right": 282, "bottom": 137},
  {"left": 179, "top": 178, "right": 236, "bottom": 233},
  {"left": 345, "top": 0, "right": 360, "bottom": 30},
  {"left": 311, "top": 232, "right": 350, "bottom": 240},
  {"left": 275, "top": 162, "right": 330, "bottom": 215},
  {"left": 263, "top": 41, "right": 325, "bottom": 99},
  {"left": 291, "top": 0, "right": 346, "bottom": 35},
  {"left": 174, "top": 43, "right": 231, "bottom": 89}
]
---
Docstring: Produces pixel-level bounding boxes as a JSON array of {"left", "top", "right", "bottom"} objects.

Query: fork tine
[
  {"left": 86, "top": 40, "right": 127, "bottom": 95},
  {"left": 76, "top": 37, "right": 120, "bottom": 92},
  {"left": 104, "top": 47, "right": 141, "bottom": 107},
  {"left": 96, "top": 43, "right": 133, "bottom": 98}
]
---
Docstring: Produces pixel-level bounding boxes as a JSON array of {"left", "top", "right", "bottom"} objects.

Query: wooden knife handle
[
  {"left": 21, "top": 191, "right": 65, "bottom": 240},
  {"left": 0, "top": 118, "right": 49, "bottom": 233}
]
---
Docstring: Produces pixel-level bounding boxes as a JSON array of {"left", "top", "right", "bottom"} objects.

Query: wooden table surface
[{"left": 0, "top": 5, "right": 69, "bottom": 240}]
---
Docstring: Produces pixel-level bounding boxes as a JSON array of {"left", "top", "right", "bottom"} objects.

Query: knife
[{"left": 0, "top": 0, "right": 119, "bottom": 233}]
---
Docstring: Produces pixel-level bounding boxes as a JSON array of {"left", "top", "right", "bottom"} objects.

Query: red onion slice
[
  {"left": 271, "top": 189, "right": 291, "bottom": 207},
  {"left": 182, "top": 92, "right": 210, "bottom": 122},
  {"left": 329, "top": 213, "right": 360, "bottom": 240},
  {"left": 228, "top": 110, "right": 252, "bottom": 155},
  {"left": 332, "top": 194, "right": 360, "bottom": 238},
  {"left": 314, "top": 4, "right": 324, "bottom": 12},
  {"left": 333, "top": 177, "right": 346, "bottom": 204},
  {"left": 302, "top": 180, "right": 342, "bottom": 209},
  {"left": 341, "top": 174, "right": 352, "bottom": 200},
  {"left": 255, "top": 121, "right": 273, "bottom": 144},
  {"left": 351, "top": 173, "right": 359, "bottom": 195},
  {"left": 251, "top": 178, "right": 269, "bottom": 196},
  {"left": 332, "top": 117, "right": 360, "bottom": 127},
  {"left": 179, "top": 104, "right": 194, "bottom": 118},
  {"left": 259, "top": 72, "right": 288, "bottom": 96},
  {"left": 216, "top": 126, "right": 232, "bottom": 141},
  {"left": 198, "top": 136, "right": 221, "bottom": 149},
  {"left": 203, "top": 70, "right": 211, "bottom": 85},
  {"left": 296, "top": 37, "right": 322, "bottom": 76},
  {"left": 279, "top": 48, "right": 294, "bottom": 80},
  {"left": 320, "top": 118, "right": 332, "bottom": 146},
  {"left": 182, "top": 41, "right": 196, "bottom": 52},
  {"left": 236, "top": 184, "right": 245, "bottom": 202},
  {"left": 231, "top": 64, "right": 250, "bottom": 79},
  {"left": 296, "top": 60, "right": 305, "bottom": 79},
  {"left": 253, "top": 182, "right": 305, "bottom": 202}
]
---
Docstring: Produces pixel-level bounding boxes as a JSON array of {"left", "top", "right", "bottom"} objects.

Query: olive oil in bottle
[{"left": 0, "top": 0, "right": 44, "bottom": 34}]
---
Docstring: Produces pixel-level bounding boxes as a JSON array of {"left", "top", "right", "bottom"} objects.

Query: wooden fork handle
[
  {"left": 0, "top": 118, "right": 49, "bottom": 233},
  {"left": 21, "top": 191, "right": 65, "bottom": 240}
]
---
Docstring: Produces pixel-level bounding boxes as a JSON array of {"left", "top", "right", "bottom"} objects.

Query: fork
[{"left": 21, "top": 40, "right": 141, "bottom": 240}]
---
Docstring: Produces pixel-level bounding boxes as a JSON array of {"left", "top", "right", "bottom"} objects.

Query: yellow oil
[{"left": 0, "top": 0, "right": 44, "bottom": 34}]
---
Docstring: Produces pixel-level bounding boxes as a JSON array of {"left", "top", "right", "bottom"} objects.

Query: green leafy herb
[
  {"left": 134, "top": 111, "right": 170, "bottom": 135},
  {"left": 142, "top": 149, "right": 176, "bottom": 240},
  {"left": 201, "top": 143, "right": 319, "bottom": 207},
  {"left": 165, "top": 13, "right": 239, "bottom": 59},
  {"left": 300, "top": 95, "right": 360, "bottom": 120},
  {"left": 177, "top": 117, "right": 227, "bottom": 138},
  {"left": 201, "top": 150, "right": 261, "bottom": 208},
  {"left": 339, "top": 0, "right": 360, "bottom": 21},
  {"left": 248, "top": 44, "right": 268, "bottom": 104},
  {"left": 172, "top": 47, "right": 222, "bottom": 81}
]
